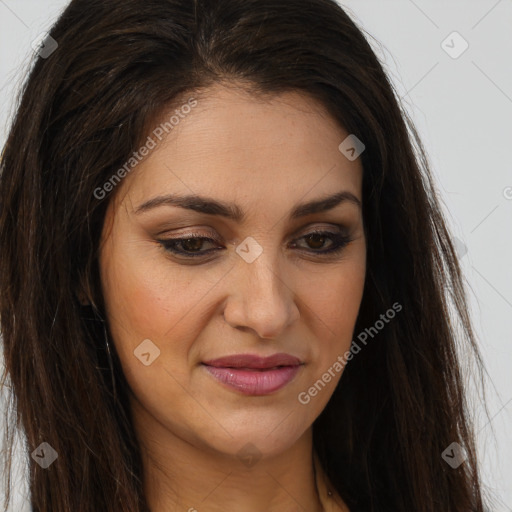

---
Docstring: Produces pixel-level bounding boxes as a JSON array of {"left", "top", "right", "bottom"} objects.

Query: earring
[{"left": 102, "top": 322, "right": 118, "bottom": 403}]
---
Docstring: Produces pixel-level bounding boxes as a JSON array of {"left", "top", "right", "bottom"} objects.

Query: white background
[{"left": 1, "top": 0, "right": 511, "bottom": 510}]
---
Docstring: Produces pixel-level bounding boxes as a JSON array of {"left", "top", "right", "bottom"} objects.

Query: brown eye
[
  {"left": 180, "top": 238, "right": 207, "bottom": 252},
  {"left": 157, "top": 236, "right": 221, "bottom": 257},
  {"left": 304, "top": 233, "right": 330, "bottom": 250},
  {"left": 157, "top": 229, "right": 352, "bottom": 260},
  {"left": 291, "top": 230, "right": 352, "bottom": 255}
]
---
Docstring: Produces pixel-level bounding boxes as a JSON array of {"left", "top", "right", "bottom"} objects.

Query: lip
[
  {"left": 203, "top": 353, "right": 302, "bottom": 369},
  {"left": 202, "top": 353, "right": 303, "bottom": 395}
]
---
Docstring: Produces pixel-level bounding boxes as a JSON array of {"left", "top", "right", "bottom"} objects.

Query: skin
[{"left": 98, "top": 82, "right": 366, "bottom": 512}]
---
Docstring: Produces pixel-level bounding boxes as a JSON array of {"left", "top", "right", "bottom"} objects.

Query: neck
[{"left": 131, "top": 399, "right": 324, "bottom": 512}]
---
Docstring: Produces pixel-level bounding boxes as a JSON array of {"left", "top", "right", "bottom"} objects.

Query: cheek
[
  {"left": 305, "top": 259, "right": 365, "bottom": 333},
  {"left": 99, "top": 250, "right": 207, "bottom": 411},
  {"left": 101, "top": 255, "right": 196, "bottom": 346},
  {"left": 300, "top": 258, "right": 365, "bottom": 379},
  {"left": 99, "top": 243, "right": 228, "bottom": 378},
  {"left": 290, "top": 265, "right": 365, "bottom": 415}
]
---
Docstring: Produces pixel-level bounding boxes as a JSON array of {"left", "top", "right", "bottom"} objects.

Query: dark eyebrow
[{"left": 133, "top": 190, "right": 361, "bottom": 221}]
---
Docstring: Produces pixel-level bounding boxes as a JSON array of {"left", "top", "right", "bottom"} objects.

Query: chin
[{"left": 198, "top": 417, "right": 311, "bottom": 461}]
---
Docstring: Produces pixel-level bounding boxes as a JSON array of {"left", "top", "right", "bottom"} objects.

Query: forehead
[{"left": 116, "top": 83, "right": 363, "bottom": 212}]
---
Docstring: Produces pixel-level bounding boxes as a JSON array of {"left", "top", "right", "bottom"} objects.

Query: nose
[{"left": 222, "top": 249, "right": 300, "bottom": 339}]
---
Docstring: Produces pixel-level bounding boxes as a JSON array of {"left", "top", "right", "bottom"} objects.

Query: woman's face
[{"left": 98, "top": 83, "right": 366, "bottom": 459}]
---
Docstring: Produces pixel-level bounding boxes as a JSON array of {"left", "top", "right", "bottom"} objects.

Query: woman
[{"left": 0, "top": 0, "right": 493, "bottom": 510}]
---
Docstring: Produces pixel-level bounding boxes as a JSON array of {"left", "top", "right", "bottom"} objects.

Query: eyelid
[
  {"left": 156, "top": 224, "right": 353, "bottom": 259},
  {"left": 156, "top": 222, "right": 349, "bottom": 239},
  {"left": 154, "top": 225, "right": 219, "bottom": 239}
]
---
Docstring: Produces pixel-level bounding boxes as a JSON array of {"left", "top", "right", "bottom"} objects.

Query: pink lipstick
[{"left": 202, "top": 353, "right": 303, "bottom": 395}]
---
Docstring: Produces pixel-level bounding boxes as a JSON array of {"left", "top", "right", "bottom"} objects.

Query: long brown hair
[{"left": 0, "top": 0, "right": 493, "bottom": 510}]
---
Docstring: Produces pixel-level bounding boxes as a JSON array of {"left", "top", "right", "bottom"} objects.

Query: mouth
[{"left": 201, "top": 353, "right": 303, "bottom": 395}]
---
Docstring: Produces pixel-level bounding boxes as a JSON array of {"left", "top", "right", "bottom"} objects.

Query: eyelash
[{"left": 156, "top": 229, "right": 352, "bottom": 259}]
